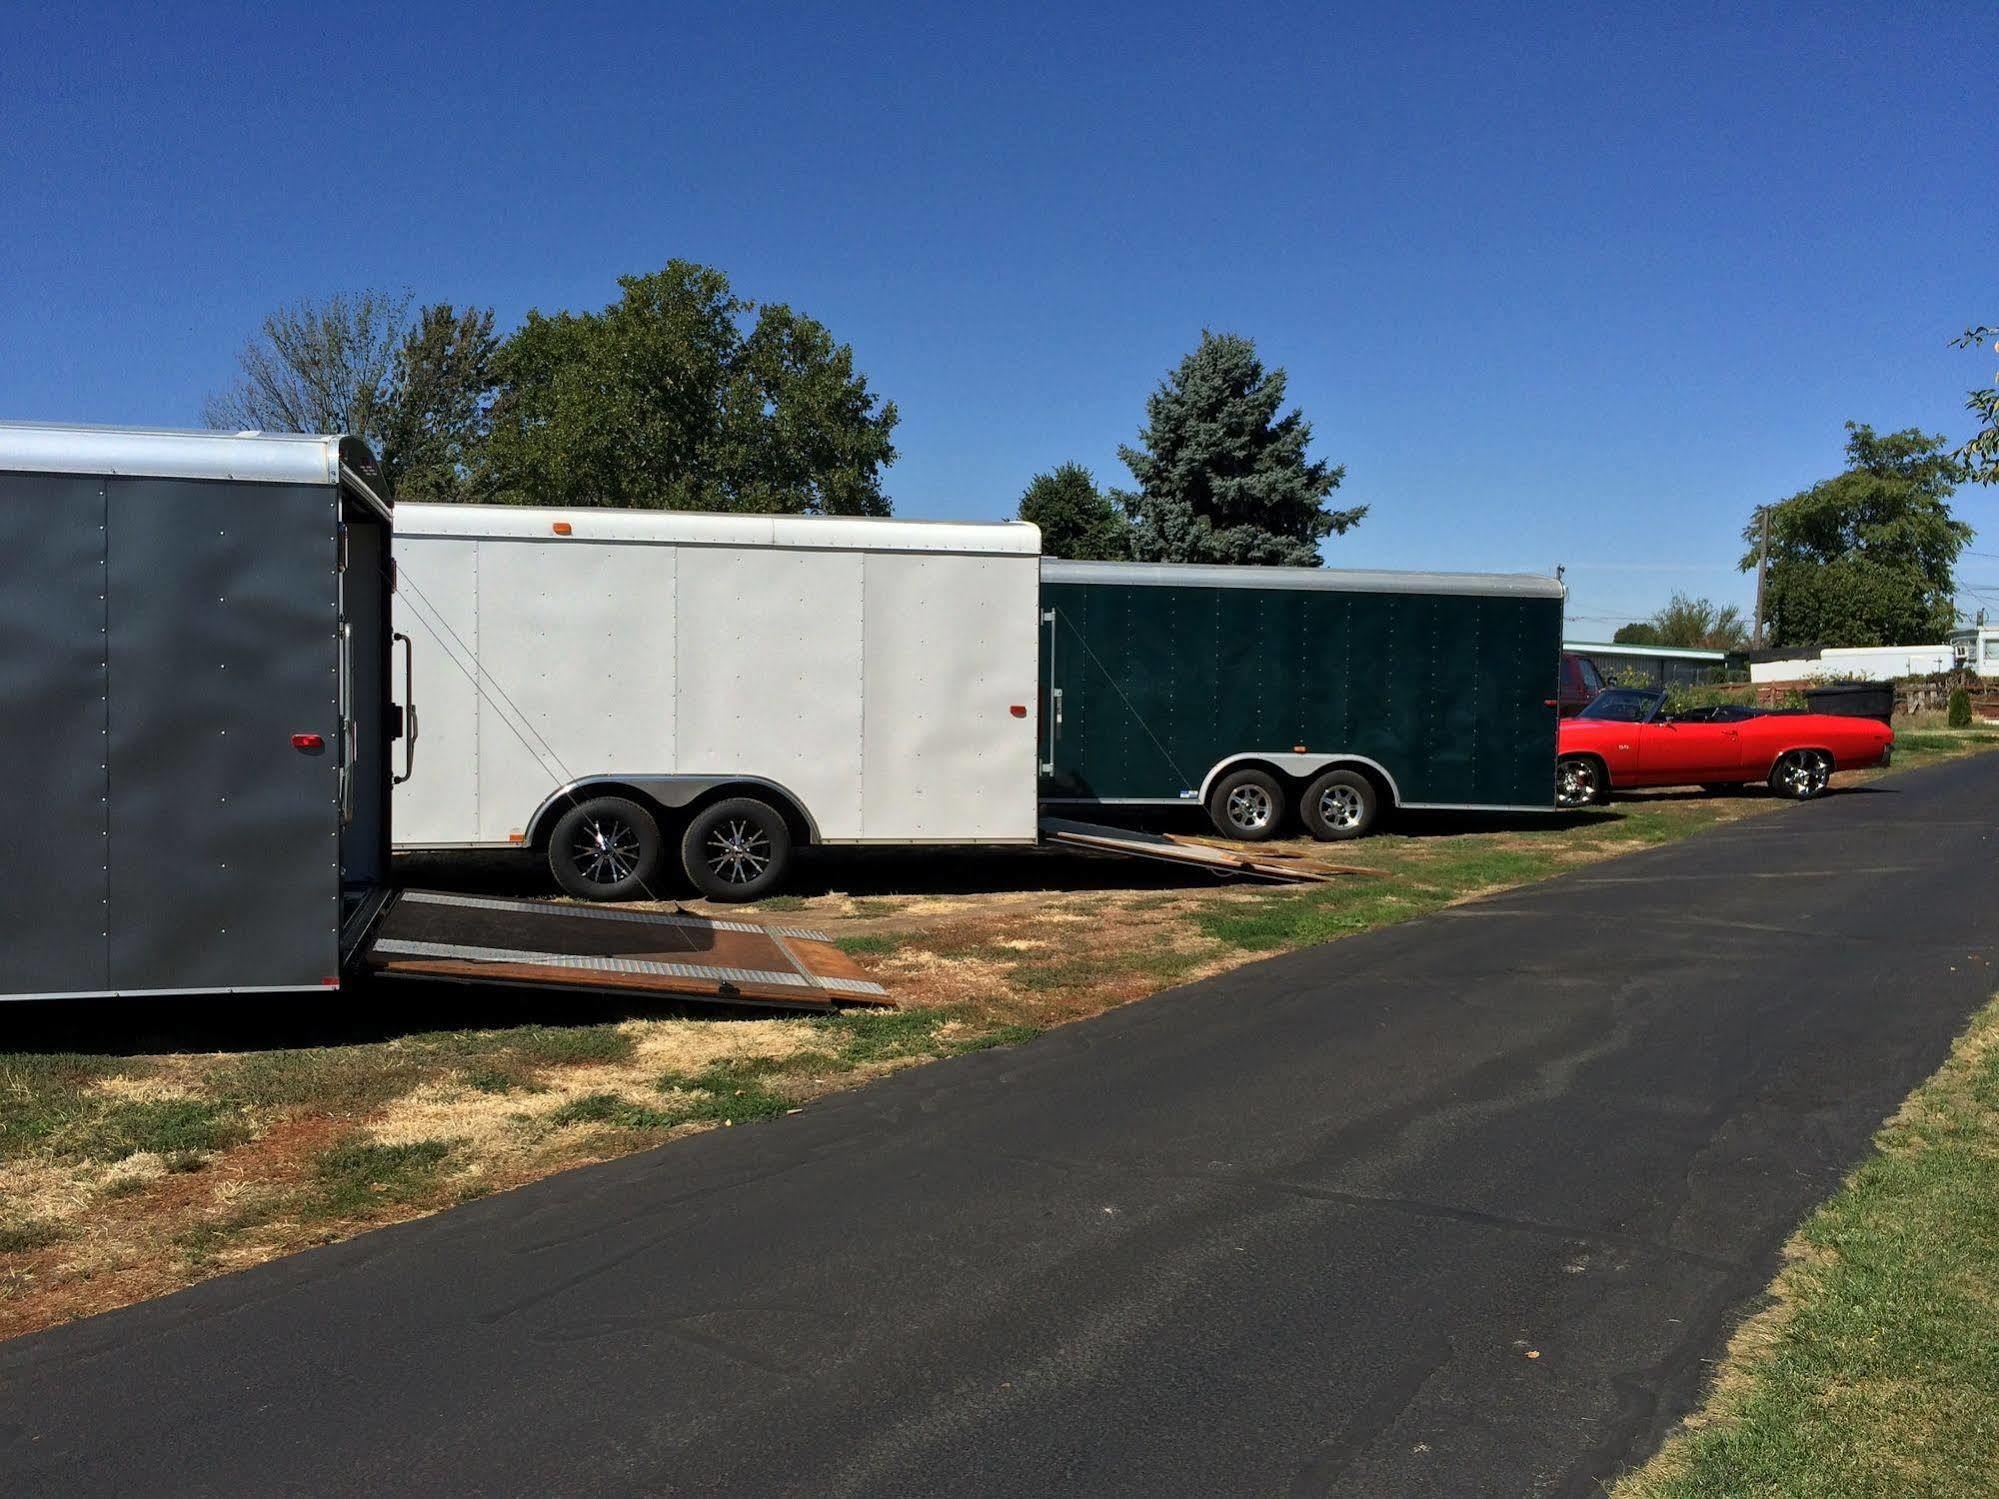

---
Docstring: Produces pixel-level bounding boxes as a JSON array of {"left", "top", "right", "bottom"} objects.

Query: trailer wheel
[
  {"left": 548, "top": 796, "right": 664, "bottom": 901},
  {"left": 682, "top": 798, "right": 793, "bottom": 901},
  {"left": 1301, "top": 768, "right": 1378, "bottom": 841},
  {"left": 1207, "top": 768, "right": 1286, "bottom": 842}
]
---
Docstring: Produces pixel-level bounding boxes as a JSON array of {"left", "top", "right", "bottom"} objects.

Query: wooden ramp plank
[{"left": 362, "top": 891, "right": 892, "bottom": 1011}]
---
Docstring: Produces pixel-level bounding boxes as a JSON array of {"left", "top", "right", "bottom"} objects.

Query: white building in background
[
  {"left": 1748, "top": 644, "right": 1956, "bottom": 684},
  {"left": 1950, "top": 625, "right": 1999, "bottom": 679}
]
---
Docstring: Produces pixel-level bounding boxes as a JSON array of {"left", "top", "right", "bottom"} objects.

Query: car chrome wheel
[
  {"left": 1226, "top": 783, "right": 1275, "bottom": 833},
  {"left": 1318, "top": 783, "right": 1365, "bottom": 831},
  {"left": 703, "top": 817, "right": 773, "bottom": 885},
  {"left": 1555, "top": 757, "right": 1600, "bottom": 809},
  {"left": 1775, "top": 750, "right": 1831, "bottom": 800},
  {"left": 568, "top": 814, "right": 642, "bottom": 885}
]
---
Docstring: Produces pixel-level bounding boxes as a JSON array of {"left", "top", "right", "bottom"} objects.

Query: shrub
[{"left": 1949, "top": 687, "right": 1973, "bottom": 728}]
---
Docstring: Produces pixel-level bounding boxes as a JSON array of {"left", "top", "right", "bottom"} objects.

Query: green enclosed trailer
[{"left": 1037, "top": 559, "right": 1566, "bottom": 840}]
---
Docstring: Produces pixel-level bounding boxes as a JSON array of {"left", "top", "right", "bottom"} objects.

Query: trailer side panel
[
  {"left": 105, "top": 478, "right": 342, "bottom": 991},
  {"left": 0, "top": 474, "right": 112, "bottom": 994},
  {"left": 1041, "top": 570, "right": 1562, "bottom": 811}
]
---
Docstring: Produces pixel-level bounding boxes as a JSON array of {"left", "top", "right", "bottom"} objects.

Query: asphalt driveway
[{"left": 5, "top": 756, "right": 1997, "bottom": 1497}]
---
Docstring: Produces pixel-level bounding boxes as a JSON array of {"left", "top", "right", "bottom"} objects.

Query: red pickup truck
[{"left": 1555, "top": 651, "right": 1604, "bottom": 716}]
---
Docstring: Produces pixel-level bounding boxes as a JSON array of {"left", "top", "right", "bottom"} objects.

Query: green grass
[
  {"left": 308, "top": 1138, "right": 455, "bottom": 1218},
  {"left": 0, "top": 1053, "right": 136, "bottom": 1155},
  {"left": 659, "top": 1060, "right": 795, "bottom": 1123},
  {"left": 836, "top": 932, "right": 903, "bottom": 957},
  {"left": 1619, "top": 998, "right": 1999, "bottom": 1499},
  {"left": 1195, "top": 841, "right": 1557, "bottom": 952},
  {"left": 550, "top": 1092, "right": 680, "bottom": 1129},
  {"left": 0, "top": 1219, "right": 65, "bottom": 1254},
  {"left": 1893, "top": 729, "right": 1999, "bottom": 756},
  {"left": 461, "top": 1063, "right": 541, "bottom": 1095},
  {"left": 538, "top": 1010, "right": 1050, "bottom": 1140},
  {"left": 851, "top": 898, "right": 908, "bottom": 918},
  {"left": 63, "top": 1098, "right": 248, "bottom": 1163},
  {"left": 212, "top": 1046, "right": 435, "bottom": 1113},
  {"left": 498, "top": 1025, "right": 634, "bottom": 1067}
]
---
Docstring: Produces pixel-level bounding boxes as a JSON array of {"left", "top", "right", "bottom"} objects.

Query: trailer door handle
[{"left": 394, "top": 631, "right": 418, "bottom": 785}]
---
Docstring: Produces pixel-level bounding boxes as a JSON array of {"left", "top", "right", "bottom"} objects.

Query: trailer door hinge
[{"left": 1041, "top": 608, "right": 1055, "bottom": 623}]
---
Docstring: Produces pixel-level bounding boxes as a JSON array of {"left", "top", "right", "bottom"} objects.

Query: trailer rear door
[{"left": 359, "top": 891, "right": 889, "bottom": 1011}]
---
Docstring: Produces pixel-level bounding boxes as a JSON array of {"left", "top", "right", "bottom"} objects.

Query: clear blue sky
[{"left": 3, "top": 1, "right": 1993, "bottom": 631}]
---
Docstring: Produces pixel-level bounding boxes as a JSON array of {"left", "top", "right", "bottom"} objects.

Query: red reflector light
[
  {"left": 291, "top": 733, "right": 324, "bottom": 751},
  {"left": 1009, "top": 704, "right": 1028, "bottom": 718},
  {"left": 552, "top": 521, "right": 573, "bottom": 535}
]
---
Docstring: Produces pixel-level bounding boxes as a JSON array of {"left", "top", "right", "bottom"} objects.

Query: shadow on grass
[
  {"left": 0, "top": 976, "right": 767, "bottom": 1060},
  {"left": 395, "top": 841, "right": 1230, "bottom": 901}
]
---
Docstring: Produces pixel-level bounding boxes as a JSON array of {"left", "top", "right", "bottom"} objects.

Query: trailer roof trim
[
  {"left": 1040, "top": 558, "right": 1566, "bottom": 599},
  {"left": 0, "top": 421, "right": 368, "bottom": 488},
  {"left": 396, "top": 502, "right": 1042, "bottom": 556},
  {"left": 1565, "top": 640, "right": 1728, "bottom": 661}
]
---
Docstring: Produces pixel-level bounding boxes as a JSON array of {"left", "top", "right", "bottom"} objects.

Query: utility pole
[{"left": 1751, "top": 506, "right": 1771, "bottom": 651}]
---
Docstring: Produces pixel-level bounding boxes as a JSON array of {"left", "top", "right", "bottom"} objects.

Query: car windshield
[
  {"left": 1576, "top": 687, "right": 1662, "bottom": 723},
  {"left": 1576, "top": 656, "right": 1604, "bottom": 694}
]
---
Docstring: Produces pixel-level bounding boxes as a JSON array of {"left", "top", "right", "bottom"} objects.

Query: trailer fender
[
  {"left": 1197, "top": 753, "right": 1403, "bottom": 809},
  {"left": 525, "top": 775, "right": 821, "bottom": 849}
]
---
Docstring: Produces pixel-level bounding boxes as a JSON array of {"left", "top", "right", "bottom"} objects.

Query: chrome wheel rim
[
  {"left": 569, "top": 815, "right": 640, "bottom": 885},
  {"left": 1779, "top": 752, "right": 1829, "bottom": 798},
  {"left": 1226, "top": 784, "right": 1274, "bottom": 833},
  {"left": 1555, "top": 760, "right": 1596, "bottom": 809},
  {"left": 1319, "top": 784, "right": 1365, "bottom": 830},
  {"left": 704, "top": 818, "right": 772, "bottom": 884}
]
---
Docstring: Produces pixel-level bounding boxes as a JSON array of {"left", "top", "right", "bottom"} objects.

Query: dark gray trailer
[
  {"left": 0, "top": 424, "right": 403, "bottom": 999},
  {"left": 0, "top": 424, "right": 877, "bottom": 1010},
  {"left": 1037, "top": 558, "right": 1567, "bottom": 840}
]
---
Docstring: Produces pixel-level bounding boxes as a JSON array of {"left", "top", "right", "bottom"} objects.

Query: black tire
[
  {"left": 1555, "top": 754, "right": 1606, "bottom": 810},
  {"left": 1768, "top": 749, "right": 1832, "bottom": 801},
  {"left": 681, "top": 797, "right": 793, "bottom": 901},
  {"left": 1207, "top": 768, "right": 1286, "bottom": 842},
  {"left": 547, "top": 795, "right": 664, "bottom": 902},
  {"left": 1300, "top": 768, "right": 1378, "bottom": 841}
]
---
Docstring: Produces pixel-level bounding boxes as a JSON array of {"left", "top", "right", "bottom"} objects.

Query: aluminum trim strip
[
  {"left": 369, "top": 938, "right": 890, "bottom": 996},
  {"left": 0, "top": 422, "right": 347, "bottom": 486},
  {"left": 395, "top": 890, "right": 832, "bottom": 942},
  {"left": 1040, "top": 557, "right": 1565, "bottom": 600},
  {"left": 0, "top": 983, "right": 331, "bottom": 1001}
]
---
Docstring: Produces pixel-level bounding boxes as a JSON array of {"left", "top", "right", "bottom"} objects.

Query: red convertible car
[{"left": 1556, "top": 687, "right": 1892, "bottom": 808}]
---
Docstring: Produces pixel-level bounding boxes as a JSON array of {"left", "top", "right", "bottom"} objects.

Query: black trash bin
[{"left": 1804, "top": 681, "right": 1895, "bottom": 725}]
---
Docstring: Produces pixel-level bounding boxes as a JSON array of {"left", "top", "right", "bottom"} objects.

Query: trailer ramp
[
  {"left": 1038, "top": 817, "right": 1350, "bottom": 884},
  {"left": 361, "top": 891, "right": 891, "bottom": 1012}
]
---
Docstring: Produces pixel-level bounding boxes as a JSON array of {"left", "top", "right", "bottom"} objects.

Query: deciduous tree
[
  {"left": 1648, "top": 592, "right": 1749, "bottom": 651},
  {"left": 479, "top": 262, "right": 898, "bottom": 513},
  {"left": 205, "top": 292, "right": 497, "bottom": 501},
  {"left": 376, "top": 304, "right": 499, "bottom": 502},
  {"left": 1744, "top": 423, "right": 1971, "bottom": 647},
  {"left": 204, "top": 290, "right": 410, "bottom": 446},
  {"left": 1953, "top": 324, "right": 1998, "bottom": 484}
]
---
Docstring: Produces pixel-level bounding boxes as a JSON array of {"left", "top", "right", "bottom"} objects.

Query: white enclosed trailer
[
  {"left": 0, "top": 425, "right": 896, "bottom": 1011},
  {"left": 391, "top": 504, "right": 1043, "bottom": 899}
]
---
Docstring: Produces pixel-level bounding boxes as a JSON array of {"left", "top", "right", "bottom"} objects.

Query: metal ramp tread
[{"left": 362, "top": 890, "right": 892, "bottom": 1011}]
